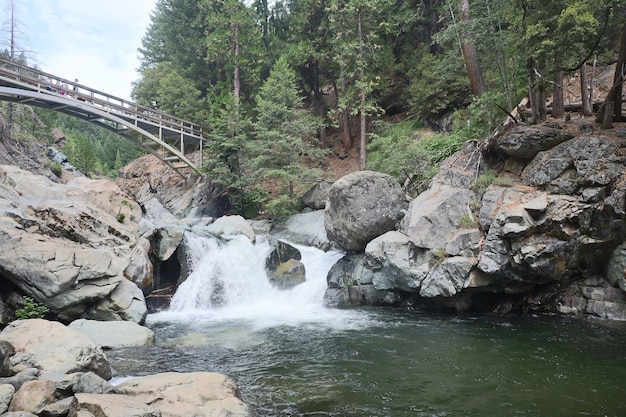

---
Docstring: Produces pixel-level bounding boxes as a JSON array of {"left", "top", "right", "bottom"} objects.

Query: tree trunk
[
  {"left": 580, "top": 62, "right": 592, "bottom": 116},
  {"left": 602, "top": 101, "right": 614, "bottom": 129},
  {"left": 233, "top": 22, "right": 240, "bottom": 109},
  {"left": 538, "top": 77, "right": 547, "bottom": 122},
  {"left": 527, "top": 58, "right": 540, "bottom": 124},
  {"left": 613, "top": 24, "right": 626, "bottom": 121},
  {"left": 312, "top": 59, "right": 327, "bottom": 148},
  {"left": 597, "top": 24, "right": 626, "bottom": 123},
  {"left": 552, "top": 56, "right": 564, "bottom": 118},
  {"left": 458, "top": 0, "right": 486, "bottom": 97},
  {"left": 357, "top": 9, "right": 367, "bottom": 170}
]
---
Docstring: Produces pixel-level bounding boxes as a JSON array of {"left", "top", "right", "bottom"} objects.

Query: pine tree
[{"left": 249, "top": 57, "right": 326, "bottom": 216}]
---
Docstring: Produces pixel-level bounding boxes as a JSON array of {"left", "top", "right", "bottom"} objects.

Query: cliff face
[{"left": 323, "top": 120, "right": 626, "bottom": 320}]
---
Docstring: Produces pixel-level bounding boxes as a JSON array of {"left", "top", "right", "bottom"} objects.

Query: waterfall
[{"left": 163, "top": 232, "right": 349, "bottom": 328}]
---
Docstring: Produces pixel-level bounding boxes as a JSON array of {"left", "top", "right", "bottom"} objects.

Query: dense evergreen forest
[{"left": 2, "top": 0, "right": 626, "bottom": 217}]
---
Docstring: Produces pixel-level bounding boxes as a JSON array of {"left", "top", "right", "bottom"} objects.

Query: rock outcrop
[
  {"left": 0, "top": 165, "right": 150, "bottom": 323},
  {"left": 324, "top": 123, "right": 626, "bottom": 319}
]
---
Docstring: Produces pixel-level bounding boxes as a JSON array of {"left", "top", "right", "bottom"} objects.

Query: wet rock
[
  {"left": 68, "top": 320, "right": 154, "bottom": 349},
  {"left": 265, "top": 238, "right": 305, "bottom": 290},
  {"left": 270, "top": 210, "right": 332, "bottom": 250}
]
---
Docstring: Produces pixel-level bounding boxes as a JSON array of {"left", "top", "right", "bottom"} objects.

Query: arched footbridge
[{"left": 0, "top": 56, "right": 207, "bottom": 181}]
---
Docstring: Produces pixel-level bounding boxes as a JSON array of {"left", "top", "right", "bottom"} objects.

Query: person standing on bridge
[
  {"left": 60, "top": 82, "right": 68, "bottom": 96},
  {"left": 73, "top": 79, "right": 80, "bottom": 99}
]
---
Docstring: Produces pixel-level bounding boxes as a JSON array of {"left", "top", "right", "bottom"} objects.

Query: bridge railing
[{"left": 0, "top": 56, "right": 208, "bottom": 140}]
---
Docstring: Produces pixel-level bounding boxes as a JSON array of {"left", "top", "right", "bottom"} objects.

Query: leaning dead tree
[{"left": 597, "top": 24, "right": 626, "bottom": 128}]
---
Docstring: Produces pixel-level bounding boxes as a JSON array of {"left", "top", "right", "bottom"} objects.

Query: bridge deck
[{"left": 0, "top": 56, "right": 208, "bottom": 180}]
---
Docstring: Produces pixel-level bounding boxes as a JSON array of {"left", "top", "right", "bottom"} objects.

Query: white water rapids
[{"left": 150, "top": 232, "right": 373, "bottom": 330}]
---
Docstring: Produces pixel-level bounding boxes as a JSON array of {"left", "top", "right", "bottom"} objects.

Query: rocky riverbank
[{"left": 0, "top": 319, "right": 252, "bottom": 416}]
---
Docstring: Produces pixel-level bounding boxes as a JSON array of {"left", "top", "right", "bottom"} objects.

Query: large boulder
[
  {"left": 0, "top": 165, "right": 148, "bottom": 321},
  {"left": 85, "top": 279, "right": 148, "bottom": 324},
  {"left": 270, "top": 210, "right": 333, "bottom": 250},
  {"left": 325, "top": 171, "right": 407, "bottom": 252},
  {"left": 0, "top": 319, "right": 111, "bottom": 380},
  {"left": 68, "top": 319, "right": 155, "bottom": 349},
  {"left": 493, "top": 124, "right": 574, "bottom": 159},
  {"left": 113, "top": 372, "right": 253, "bottom": 417}
]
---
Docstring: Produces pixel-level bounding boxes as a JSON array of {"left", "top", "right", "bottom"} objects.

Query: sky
[{"left": 2, "top": 0, "right": 158, "bottom": 100}]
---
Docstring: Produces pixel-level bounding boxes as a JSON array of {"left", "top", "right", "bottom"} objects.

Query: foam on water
[{"left": 149, "top": 232, "right": 375, "bottom": 331}]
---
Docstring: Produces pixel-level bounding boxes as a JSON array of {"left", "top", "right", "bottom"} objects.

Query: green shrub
[
  {"left": 471, "top": 170, "right": 512, "bottom": 194},
  {"left": 15, "top": 296, "right": 49, "bottom": 320},
  {"left": 458, "top": 214, "right": 477, "bottom": 229},
  {"left": 265, "top": 194, "right": 303, "bottom": 218},
  {"left": 432, "top": 248, "right": 448, "bottom": 267},
  {"left": 50, "top": 162, "right": 62, "bottom": 177}
]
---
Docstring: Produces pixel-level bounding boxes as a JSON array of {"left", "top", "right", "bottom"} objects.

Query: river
[{"left": 106, "top": 233, "right": 626, "bottom": 417}]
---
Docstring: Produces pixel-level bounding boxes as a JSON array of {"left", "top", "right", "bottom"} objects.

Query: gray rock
[
  {"left": 0, "top": 319, "right": 111, "bottom": 380},
  {"left": 0, "top": 383, "right": 14, "bottom": 414},
  {"left": 68, "top": 319, "right": 155, "bottom": 349},
  {"left": 202, "top": 215, "right": 255, "bottom": 242},
  {"left": 124, "top": 245, "right": 153, "bottom": 291},
  {"left": 325, "top": 171, "right": 407, "bottom": 252},
  {"left": 85, "top": 279, "right": 148, "bottom": 324},
  {"left": 73, "top": 372, "right": 114, "bottom": 394},
  {"left": 302, "top": 181, "right": 331, "bottom": 210},
  {"left": 431, "top": 141, "right": 482, "bottom": 188},
  {"left": 0, "top": 341, "right": 14, "bottom": 377},
  {"left": 607, "top": 243, "right": 626, "bottom": 292},
  {"left": 366, "top": 231, "right": 431, "bottom": 292},
  {"left": 0, "top": 411, "right": 38, "bottom": 417},
  {"left": 39, "top": 396, "right": 77, "bottom": 417},
  {"left": 522, "top": 136, "right": 625, "bottom": 191},
  {"left": 0, "top": 165, "right": 146, "bottom": 322},
  {"left": 420, "top": 257, "right": 475, "bottom": 298},
  {"left": 400, "top": 184, "right": 475, "bottom": 250},
  {"left": 154, "top": 225, "right": 186, "bottom": 261},
  {"left": 0, "top": 369, "right": 39, "bottom": 391},
  {"left": 270, "top": 210, "right": 332, "bottom": 250},
  {"left": 267, "top": 259, "right": 305, "bottom": 290},
  {"left": 264, "top": 238, "right": 305, "bottom": 290},
  {"left": 323, "top": 254, "right": 395, "bottom": 307},
  {"left": 73, "top": 393, "right": 161, "bottom": 417},
  {"left": 494, "top": 125, "right": 574, "bottom": 159}
]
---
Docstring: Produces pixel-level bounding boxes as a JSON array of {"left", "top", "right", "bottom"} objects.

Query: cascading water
[
  {"left": 154, "top": 231, "right": 369, "bottom": 330},
  {"left": 110, "top": 231, "right": 626, "bottom": 417}
]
